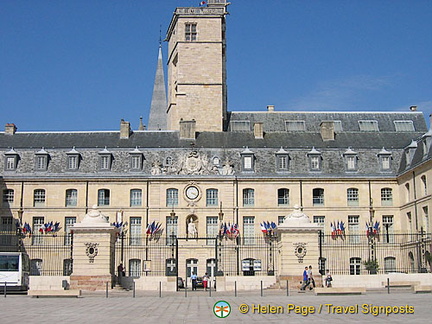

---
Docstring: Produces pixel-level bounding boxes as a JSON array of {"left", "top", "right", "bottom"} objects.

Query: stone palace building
[{"left": 1, "top": 0, "right": 431, "bottom": 290}]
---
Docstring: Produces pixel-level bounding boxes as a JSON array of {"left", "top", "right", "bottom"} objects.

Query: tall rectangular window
[
  {"left": 129, "top": 259, "right": 141, "bottom": 277},
  {"left": 32, "top": 217, "right": 44, "bottom": 245},
  {"left": 313, "top": 216, "right": 325, "bottom": 243},
  {"left": 68, "top": 155, "right": 78, "bottom": 170},
  {"left": 166, "top": 216, "right": 178, "bottom": 245},
  {"left": 65, "top": 189, "right": 77, "bottom": 207},
  {"left": 64, "top": 217, "right": 76, "bottom": 245},
  {"left": 166, "top": 189, "right": 178, "bottom": 207},
  {"left": 98, "top": 189, "right": 110, "bottom": 206},
  {"left": 381, "top": 188, "right": 393, "bottom": 206},
  {"left": 35, "top": 155, "right": 48, "bottom": 170},
  {"left": 277, "top": 155, "right": 289, "bottom": 171},
  {"left": 206, "top": 216, "right": 218, "bottom": 245},
  {"left": 347, "top": 188, "right": 359, "bottom": 206},
  {"left": 130, "top": 189, "right": 142, "bottom": 207},
  {"left": 277, "top": 188, "right": 289, "bottom": 206},
  {"left": 33, "top": 189, "right": 46, "bottom": 207},
  {"left": 348, "top": 215, "right": 360, "bottom": 244},
  {"left": 243, "top": 189, "right": 255, "bottom": 207},
  {"left": 243, "top": 216, "right": 255, "bottom": 245},
  {"left": 130, "top": 155, "right": 142, "bottom": 170},
  {"left": 381, "top": 156, "right": 391, "bottom": 170},
  {"left": 2, "top": 189, "right": 14, "bottom": 206},
  {"left": 350, "top": 257, "right": 361, "bottom": 275},
  {"left": 313, "top": 188, "right": 324, "bottom": 206},
  {"left": 206, "top": 189, "right": 218, "bottom": 206},
  {"left": 346, "top": 155, "right": 357, "bottom": 171},
  {"left": 185, "top": 23, "right": 197, "bottom": 41},
  {"left": 382, "top": 215, "right": 394, "bottom": 243},
  {"left": 130, "top": 217, "right": 142, "bottom": 245},
  {"left": 0, "top": 217, "right": 13, "bottom": 245},
  {"left": 6, "top": 157, "right": 16, "bottom": 170}
]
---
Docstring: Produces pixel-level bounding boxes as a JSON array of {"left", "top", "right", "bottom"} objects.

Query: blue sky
[{"left": 1, "top": 0, "right": 431, "bottom": 131}]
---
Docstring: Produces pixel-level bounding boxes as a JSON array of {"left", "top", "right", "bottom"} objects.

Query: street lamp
[{"left": 217, "top": 202, "right": 224, "bottom": 276}]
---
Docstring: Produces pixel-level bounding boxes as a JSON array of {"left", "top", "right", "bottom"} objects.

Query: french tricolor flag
[{"left": 199, "top": 1, "right": 207, "bottom": 6}]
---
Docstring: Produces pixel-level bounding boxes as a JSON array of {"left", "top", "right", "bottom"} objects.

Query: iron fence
[{"left": 320, "top": 232, "right": 432, "bottom": 275}]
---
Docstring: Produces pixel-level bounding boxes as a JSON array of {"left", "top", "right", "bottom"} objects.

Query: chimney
[
  {"left": 5, "top": 123, "right": 17, "bottom": 135},
  {"left": 179, "top": 119, "right": 196, "bottom": 139},
  {"left": 120, "top": 119, "right": 131, "bottom": 139},
  {"left": 267, "top": 105, "right": 275, "bottom": 112},
  {"left": 410, "top": 106, "right": 417, "bottom": 111},
  {"left": 253, "top": 122, "right": 264, "bottom": 139},
  {"left": 320, "top": 121, "right": 335, "bottom": 141}
]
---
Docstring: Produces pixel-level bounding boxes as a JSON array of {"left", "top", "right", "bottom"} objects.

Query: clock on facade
[{"left": 185, "top": 185, "right": 200, "bottom": 200}]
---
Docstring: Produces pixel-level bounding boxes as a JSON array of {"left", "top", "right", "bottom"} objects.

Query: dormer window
[
  {"left": 35, "top": 148, "right": 49, "bottom": 171},
  {"left": 394, "top": 120, "right": 415, "bottom": 132},
  {"left": 307, "top": 147, "right": 322, "bottom": 171},
  {"left": 343, "top": 147, "right": 358, "bottom": 171},
  {"left": 359, "top": 120, "right": 379, "bottom": 131},
  {"left": 422, "top": 130, "right": 431, "bottom": 158},
  {"left": 241, "top": 147, "right": 255, "bottom": 172},
  {"left": 275, "top": 147, "right": 289, "bottom": 172},
  {"left": 129, "top": 147, "right": 143, "bottom": 171},
  {"left": 98, "top": 147, "right": 112, "bottom": 171},
  {"left": 285, "top": 120, "right": 305, "bottom": 131},
  {"left": 405, "top": 140, "right": 417, "bottom": 168},
  {"left": 377, "top": 147, "right": 392, "bottom": 171},
  {"left": 66, "top": 147, "right": 80, "bottom": 171},
  {"left": 4, "top": 148, "right": 19, "bottom": 171}
]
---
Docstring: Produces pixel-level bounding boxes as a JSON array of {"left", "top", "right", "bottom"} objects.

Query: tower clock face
[{"left": 185, "top": 186, "right": 199, "bottom": 200}]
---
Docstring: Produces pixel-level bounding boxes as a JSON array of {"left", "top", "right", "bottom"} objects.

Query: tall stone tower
[{"left": 165, "top": 0, "right": 229, "bottom": 132}]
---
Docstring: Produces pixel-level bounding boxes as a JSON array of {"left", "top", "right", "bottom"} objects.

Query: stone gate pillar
[
  {"left": 70, "top": 206, "right": 119, "bottom": 291},
  {"left": 278, "top": 205, "right": 321, "bottom": 289}
]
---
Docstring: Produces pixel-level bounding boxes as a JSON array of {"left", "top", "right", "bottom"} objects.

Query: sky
[{"left": 1, "top": 0, "right": 431, "bottom": 132}]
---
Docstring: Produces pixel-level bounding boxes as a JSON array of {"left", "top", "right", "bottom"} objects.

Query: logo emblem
[{"left": 213, "top": 300, "right": 231, "bottom": 318}]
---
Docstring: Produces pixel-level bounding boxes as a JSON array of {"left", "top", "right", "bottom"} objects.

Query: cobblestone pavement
[{"left": 2, "top": 289, "right": 430, "bottom": 323}]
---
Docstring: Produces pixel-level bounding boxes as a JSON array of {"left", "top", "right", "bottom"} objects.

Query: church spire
[{"left": 148, "top": 41, "right": 167, "bottom": 131}]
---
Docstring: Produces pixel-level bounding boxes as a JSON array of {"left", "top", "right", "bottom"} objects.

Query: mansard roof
[
  {"left": 228, "top": 111, "right": 427, "bottom": 133},
  {"left": 0, "top": 129, "right": 425, "bottom": 150}
]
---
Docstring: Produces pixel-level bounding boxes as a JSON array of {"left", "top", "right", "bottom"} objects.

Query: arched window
[
  {"left": 30, "top": 259, "right": 43, "bottom": 276},
  {"left": 277, "top": 188, "right": 289, "bottom": 206},
  {"left": 166, "top": 188, "right": 178, "bottom": 207},
  {"left": 347, "top": 188, "right": 359, "bottom": 206},
  {"left": 97, "top": 189, "right": 110, "bottom": 206},
  {"left": 381, "top": 188, "right": 393, "bottom": 206},
  {"left": 243, "top": 189, "right": 255, "bottom": 207},
  {"left": 384, "top": 257, "right": 396, "bottom": 273},
  {"left": 313, "top": 188, "right": 324, "bottom": 206},
  {"left": 129, "top": 259, "right": 141, "bottom": 278},
  {"left": 65, "top": 189, "right": 77, "bottom": 207},
  {"left": 349, "top": 257, "right": 361, "bottom": 275},
  {"left": 33, "top": 189, "right": 46, "bottom": 207}
]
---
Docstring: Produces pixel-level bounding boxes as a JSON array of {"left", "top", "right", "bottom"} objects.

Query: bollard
[
  {"left": 159, "top": 281, "right": 162, "bottom": 298},
  {"left": 235, "top": 281, "right": 237, "bottom": 297},
  {"left": 209, "top": 285, "right": 211, "bottom": 297},
  {"left": 261, "top": 280, "right": 263, "bottom": 297},
  {"left": 106, "top": 282, "right": 108, "bottom": 298},
  {"left": 287, "top": 280, "right": 289, "bottom": 296},
  {"left": 387, "top": 278, "right": 390, "bottom": 294},
  {"left": 4, "top": 282, "right": 6, "bottom": 298},
  {"left": 133, "top": 281, "right": 136, "bottom": 298},
  {"left": 185, "top": 286, "right": 187, "bottom": 298}
]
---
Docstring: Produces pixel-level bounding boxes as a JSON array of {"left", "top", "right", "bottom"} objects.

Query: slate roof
[{"left": 1, "top": 111, "right": 429, "bottom": 179}]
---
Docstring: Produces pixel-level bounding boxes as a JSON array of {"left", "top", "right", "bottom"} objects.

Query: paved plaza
[{"left": 2, "top": 289, "right": 430, "bottom": 323}]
